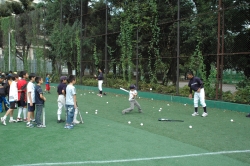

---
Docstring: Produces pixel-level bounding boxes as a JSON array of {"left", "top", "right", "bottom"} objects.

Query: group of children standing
[
  {"left": 0, "top": 71, "right": 80, "bottom": 129},
  {"left": 0, "top": 71, "right": 46, "bottom": 127},
  {"left": 56, "top": 75, "right": 80, "bottom": 129}
]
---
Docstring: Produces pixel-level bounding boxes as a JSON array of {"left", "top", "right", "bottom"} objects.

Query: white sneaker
[
  {"left": 192, "top": 112, "right": 199, "bottom": 116},
  {"left": 202, "top": 112, "right": 208, "bottom": 117},
  {"left": 73, "top": 120, "right": 80, "bottom": 124},
  {"left": 16, "top": 118, "right": 23, "bottom": 122},
  {"left": 1, "top": 117, "right": 6, "bottom": 126},
  {"left": 9, "top": 119, "right": 17, "bottom": 123}
]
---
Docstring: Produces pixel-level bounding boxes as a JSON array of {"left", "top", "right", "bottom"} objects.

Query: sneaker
[
  {"left": 31, "top": 119, "right": 36, "bottom": 122},
  {"left": 16, "top": 118, "right": 23, "bottom": 122},
  {"left": 192, "top": 112, "right": 199, "bottom": 116},
  {"left": 246, "top": 114, "right": 250, "bottom": 117},
  {"left": 9, "top": 119, "right": 17, "bottom": 123},
  {"left": 73, "top": 120, "right": 80, "bottom": 124},
  {"left": 37, "top": 124, "right": 46, "bottom": 128},
  {"left": 23, "top": 119, "right": 27, "bottom": 122},
  {"left": 1, "top": 117, "right": 6, "bottom": 126},
  {"left": 138, "top": 109, "right": 143, "bottom": 113},
  {"left": 57, "top": 119, "right": 65, "bottom": 123},
  {"left": 122, "top": 110, "right": 126, "bottom": 115},
  {"left": 202, "top": 112, "right": 208, "bottom": 117},
  {"left": 64, "top": 125, "right": 74, "bottom": 129},
  {"left": 26, "top": 123, "right": 34, "bottom": 128}
]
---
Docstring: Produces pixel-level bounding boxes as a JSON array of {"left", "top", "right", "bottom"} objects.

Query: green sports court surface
[{"left": 0, "top": 85, "right": 249, "bottom": 166}]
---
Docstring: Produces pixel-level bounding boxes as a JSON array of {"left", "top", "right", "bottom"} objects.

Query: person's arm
[
  {"left": 27, "top": 85, "right": 33, "bottom": 106},
  {"left": 28, "top": 91, "right": 33, "bottom": 106},
  {"left": 196, "top": 78, "right": 203, "bottom": 92},
  {"left": 73, "top": 94, "right": 77, "bottom": 108},
  {"left": 40, "top": 93, "right": 46, "bottom": 101},
  {"left": 189, "top": 88, "right": 193, "bottom": 99}
]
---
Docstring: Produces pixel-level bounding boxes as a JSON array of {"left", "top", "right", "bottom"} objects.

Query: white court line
[{"left": 13, "top": 150, "right": 250, "bottom": 166}]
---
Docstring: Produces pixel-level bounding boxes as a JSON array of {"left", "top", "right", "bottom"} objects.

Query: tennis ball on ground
[
  {"left": 184, "top": 104, "right": 187, "bottom": 106},
  {"left": 159, "top": 109, "right": 161, "bottom": 112},
  {"left": 167, "top": 104, "right": 170, "bottom": 106},
  {"left": 128, "top": 121, "right": 131, "bottom": 124},
  {"left": 106, "top": 102, "right": 108, "bottom": 104},
  {"left": 95, "top": 112, "right": 98, "bottom": 114},
  {"left": 140, "top": 123, "right": 143, "bottom": 126},
  {"left": 95, "top": 110, "right": 98, "bottom": 112},
  {"left": 150, "top": 88, "right": 152, "bottom": 91},
  {"left": 86, "top": 112, "right": 88, "bottom": 114},
  {"left": 189, "top": 125, "right": 192, "bottom": 129},
  {"left": 230, "top": 119, "right": 234, "bottom": 122}
]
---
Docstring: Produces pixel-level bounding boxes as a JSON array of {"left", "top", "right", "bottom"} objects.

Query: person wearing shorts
[
  {"left": 26, "top": 73, "right": 36, "bottom": 128},
  {"left": 45, "top": 74, "right": 51, "bottom": 94},
  {"left": 17, "top": 71, "right": 29, "bottom": 122},
  {"left": 1, "top": 74, "right": 18, "bottom": 125}
]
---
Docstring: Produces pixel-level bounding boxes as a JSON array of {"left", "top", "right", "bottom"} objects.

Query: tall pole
[
  {"left": 59, "top": 0, "right": 62, "bottom": 75},
  {"left": 80, "top": 0, "right": 83, "bottom": 84},
  {"left": 216, "top": 0, "right": 222, "bottom": 100},
  {"left": 105, "top": 0, "right": 108, "bottom": 85},
  {"left": 8, "top": 32, "right": 11, "bottom": 71},
  {"left": 176, "top": 0, "right": 180, "bottom": 95},
  {"left": 136, "top": 29, "right": 138, "bottom": 88},
  {"left": 43, "top": 8, "right": 46, "bottom": 78},
  {"left": 136, "top": 0, "right": 139, "bottom": 88}
]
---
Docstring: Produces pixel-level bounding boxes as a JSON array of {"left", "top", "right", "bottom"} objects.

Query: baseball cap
[
  {"left": 129, "top": 84, "right": 136, "bottom": 89},
  {"left": 60, "top": 76, "right": 67, "bottom": 81}
]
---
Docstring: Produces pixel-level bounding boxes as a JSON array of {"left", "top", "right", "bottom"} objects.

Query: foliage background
[{"left": 0, "top": 0, "right": 249, "bottom": 104}]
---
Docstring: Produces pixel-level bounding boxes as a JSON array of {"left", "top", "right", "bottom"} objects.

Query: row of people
[
  {"left": 0, "top": 72, "right": 46, "bottom": 127},
  {"left": 0, "top": 71, "right": 80, "bottom": 129}
]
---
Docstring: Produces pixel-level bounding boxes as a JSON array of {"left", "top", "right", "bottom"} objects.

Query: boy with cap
[{"left": 122, "top": 85, "right": 142, "bottom": 114}]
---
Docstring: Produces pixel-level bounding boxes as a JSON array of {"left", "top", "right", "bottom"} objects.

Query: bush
[
  {"left": 222, "top": 91, "right": 234, "bottom": 102},
  {"left": 234, "top": 86, "right": 250, "bottom": 104},
  {"left": 179, "top": 85, "right": 190, "bottom": 96}
]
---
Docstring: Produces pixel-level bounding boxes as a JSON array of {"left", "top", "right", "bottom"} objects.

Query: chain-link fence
[{"left": 0, "top": 0, "right": 249, "bottom": 103}]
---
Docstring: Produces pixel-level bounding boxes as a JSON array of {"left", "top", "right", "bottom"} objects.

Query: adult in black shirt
[{"left": 187, "top": 71, "right": 208, "bottom": 117}]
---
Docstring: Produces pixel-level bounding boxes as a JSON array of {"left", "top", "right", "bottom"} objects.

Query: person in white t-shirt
[
  {"left": 1, "top": 74, "right": 19, "bottom": 125},
  {"left": 122, "top": 84, "right": 142, "bottom": 114},
  {"left": 65, "top": 75, "right": 77, "bottom": 129},
  {"left": 26, "top": 73, "right": 36, "bottom": 128}
]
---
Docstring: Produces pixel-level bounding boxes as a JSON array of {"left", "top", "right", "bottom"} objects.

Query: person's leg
[
  {"left": 48, "top": 84, "right": 51, "bottom": 93},
  {"left": 17, "top": 101, "right": 23, "bottom": 121},
  {"left": 23, "top": 105, "right": 27, "bottom": 122},
  {"left": 1, "top": 109, "right": 13, "bottom": 126},
  {"left": 134, "top": 100, "right": 142, "bottom": 113},
  {"left": 73, "top": 108, "right": 80, "bottom": 124},
  {"left": 26, "top": 103, "right": 35, "bottom": 127},
  {"left": 65, "top": 105, "right": 74, "bottom": 129},
  {"left": 35, "top": 105, "right": 42, "bottom": 126},
  {"left": 31, "top": 103, "right": 35, "bottom": 121},
  {"left": 192, "top": 92, "right": 199, "bottom": 116},
  {"left": 122, "top": 101, "right": 135, "bottom": 114},
  {"left": 57, "top": 95, "right": 65, "bottom": 123},
  {"left": 7, "top": 102, "right": 16, "bottom": 122},
  {"left": 0, "top": 97, "right": 3, "bottom": 113},
  {"left": 199, "top": 89, "right": 208, "bottom": 117},
  {"left": 98, "top": 80, "right": 103, "bottom": 96},
  {"left": 3, "top": 97, "right": 9, "bottom": 111}
]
